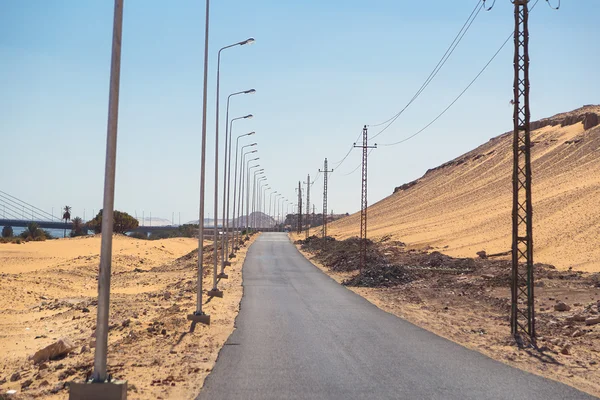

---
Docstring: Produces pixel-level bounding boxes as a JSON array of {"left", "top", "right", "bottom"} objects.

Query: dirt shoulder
[
  {"left": 291, "top": 233, "right": 600, "bottom": 398},
  {"left": 0, "top": 233, "right": 258, "bottom": 399}
]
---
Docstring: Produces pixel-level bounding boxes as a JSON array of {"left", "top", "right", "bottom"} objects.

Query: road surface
[{"left": 198, "top": 233, "right": 595, "bottom": 400}]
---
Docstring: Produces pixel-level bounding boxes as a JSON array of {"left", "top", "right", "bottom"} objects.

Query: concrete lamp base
[
  {"left": 69, "top": 380, "right": 127, "bottom": 400},
  {"left": 224, "top": 261, "right": 232, "bottom": 266},
  {"left": 217, "top": 273, "right": 229, "bottom": 279},
  {"left": 187, "top": 312, "right": 210, "bottom": 325},
  {"left": 228, "top": 253, "right": 236, "bottom": 259},
  {"left": 207, "top": 289, "right": 223, "bottom": 298}
]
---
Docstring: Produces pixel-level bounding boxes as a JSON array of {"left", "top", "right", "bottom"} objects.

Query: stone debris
[
  {"left": 554, "top": 302, "right": 571, "bottom": 312},
  {"left": 561, "top": 344, "right": 572, "bottom": 355},
  {"left": 585, "top": 316, "right": 600, "bottom": 326},
  {"left": 31, "top": 338, "right": 75, "bottom": 364}
]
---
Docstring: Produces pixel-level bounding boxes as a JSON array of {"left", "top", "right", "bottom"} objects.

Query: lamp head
[
  {"left": 244, "top": 114, "right": 254, "bottom": 119},
  {"left": 240, "top": 38, "right": 255, "bottom": 46},
  {"left": 247, "top": 132, "right": 256, "bottom": 137},
  {"left": 244, "top": 89, "right": 256, "bottom": 94}
]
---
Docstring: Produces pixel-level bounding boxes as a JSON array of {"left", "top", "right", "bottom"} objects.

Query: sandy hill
[{"left": 328, "top": 105, "right": 600, "bottom": 272}]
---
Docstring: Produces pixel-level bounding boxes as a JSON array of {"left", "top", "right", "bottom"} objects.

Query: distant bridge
[
  {"left": 0, "top": 218, "right": 74, "bottom": 231},
  {"left": 0, "top": 190, "right": 236, "bottom": 237}
]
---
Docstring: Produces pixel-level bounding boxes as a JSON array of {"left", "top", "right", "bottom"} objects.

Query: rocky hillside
[{"left": 328, "top": 105, "right": 600, "bottom": 271}]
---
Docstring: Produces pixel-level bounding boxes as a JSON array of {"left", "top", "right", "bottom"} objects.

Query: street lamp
[
  {"left": 237, "top": 152, "right": 258, "bottom": 247},
  {"left": 220, "top": 115, "right": 252, "bottom": 274},
  {"left": 275, "top": 195, "right": 282, "bottom": 231},
  {"left": 225, "top": 125, "right": 255, "bottom": 260},
  {"left": 246, "top": 165, "right": 262, "bottom": 237},
  {"left": 253, "top": 178, "right": 267, "bottom": 233},
  {"left": 254, "top": 177, "right": 267, "bottom": 230},
  {"left": 209, "top": 37, "right": 254, "bottom": 298},
  {"left": 222, "top": 88, "right": 254, "bottom": 259},
  {"left": 88, "top": 0, "right": 125, "bottom": 389},
  {"left": 261, "top": 186, "right": 271, "bottom": 231},
  {"left": 230, "top": 138, "right": 255, "bottom": 255},
  {"left": 269, "top": 192, "right": 279, "bottom": 232}
]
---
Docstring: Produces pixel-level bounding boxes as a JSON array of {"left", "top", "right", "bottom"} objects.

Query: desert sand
[
  {"left": 0, "top": 234, "right": 254, "bottom": 399},
  {"left": 328, "top": 106, "right": 600, "bottom": 272}
]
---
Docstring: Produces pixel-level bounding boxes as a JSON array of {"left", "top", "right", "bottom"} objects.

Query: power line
[
  {"left": 377, "top": 0, "right": 542, "bottom": 148},
  {"left": 368, "top": 0, "right": 484, "bottom": 140},
  {"left": 332, "top": 128, "right": 364, "bottom": 170},
  {"left": 339, "top": 149, "right": 375, "bottom": 176}
]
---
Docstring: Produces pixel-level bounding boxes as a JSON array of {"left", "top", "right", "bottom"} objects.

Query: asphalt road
[{"left": 198, "top": 233, "right": 595, "bottom": 400}]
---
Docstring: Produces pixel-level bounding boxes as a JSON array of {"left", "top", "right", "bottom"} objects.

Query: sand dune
[{"left": 328, "top": 105, "right": 600, "bottom": 272}]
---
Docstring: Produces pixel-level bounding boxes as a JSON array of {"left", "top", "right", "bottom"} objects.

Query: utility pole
[
  {"left": 303, "top": 174, "right": 310, "bottom": 239},
  {"left": 297, "top": 181, "right": 302, "bottom": 234},
  {"left": 511, "top": 0, "right": 535, "bottom": 347},
  {"left": 319, "top": 158, "right": 333, "bottom": 238},
  {"left": 312, "top": 204, "right": 315, "bottom": 237},
  {"left": 354, "top": 125, "right": 377, "bottom": 273}
]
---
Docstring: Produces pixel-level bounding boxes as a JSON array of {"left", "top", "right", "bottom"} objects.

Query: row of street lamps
[
  {"left": 86, "top": 1, "right": 292, "bottom": 393},
  {"left": 188, "top": 1, "right": 291, "bottom": 326}
]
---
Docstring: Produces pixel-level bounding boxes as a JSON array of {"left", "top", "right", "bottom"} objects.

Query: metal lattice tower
[
  {"left": 297, "top": 181, "right": 302, "bottom": 234},
  {"left": 304, "top": 175, "right": 310, "bottom": 239},
  {"left": 319, "top": 158, "right": 334, "bottom": 238},
  {"left": 511, "top": 0, "right": 535, "bottom": 346},
  {"left": 354, "top": 125, "right": 376, "bottom": 273}
]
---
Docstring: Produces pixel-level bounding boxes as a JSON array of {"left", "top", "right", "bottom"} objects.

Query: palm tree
[
  {"left": 63, "top": 205, "right": 71, "bottom": 238},
  {"left": 71, "top": 217, "right": 84, "bottom": 237},
  {"left": 26, "top": 222, "right": 39, "bottom": 239}
]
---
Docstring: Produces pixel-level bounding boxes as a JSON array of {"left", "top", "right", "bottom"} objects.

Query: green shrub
[
  {"left": 87, "top": 210, "right": 139, "bottom": 234},
  {"left": 1, "top": 225, "right": 13, "bottom": 238},
  {"left": 130, "top": 232, "right": 148, "bottom": 240}
]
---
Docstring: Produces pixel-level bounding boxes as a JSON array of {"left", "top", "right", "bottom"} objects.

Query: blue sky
[{"left": 1, "top": 1, "right": 598, "bottom": 224}]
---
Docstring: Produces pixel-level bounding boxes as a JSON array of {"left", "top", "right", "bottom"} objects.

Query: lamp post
[
  {"left": 249, "top": 172, "right": 265, "bottom": 235},
  {"left": 226, "top": 129, "right": 255, "bottom": 261},
  {"left": 273, "top": 193, "right": 282, "bottom": 231},
  {"left": 224, "top": 89, "right": 255, "bottom": 256},
  {"left": 253, "top": 178, "right": 267, "bottom": 232},
  {"left": 219, "top": 114, "right": 252, "bottom": 278},
  {"left": 89, "top": 0, "right": 124, "bottom": 388},
  {"left": 240, "top": 158, "right": 260, "bottom": 243},
  {"left": 261, "top": 186, "right": 271, "bottom": 231},
  {"left": 269, "top": 192, "right": 279, "bottom": 232},
  {"left": 209, "top": 38, "right": 254, "bottom": 299},
  {"left": 273, "top": 195, "right": 283, "bottom": 231},
  {"left": 245, "top": 163, "right": 261, "bottom": 236},
  {"left": 231, "top": 140, "right": 256, "bottom": 254}
]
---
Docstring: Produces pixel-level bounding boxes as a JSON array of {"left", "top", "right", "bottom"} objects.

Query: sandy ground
[
  {"left": 293, "top": 236, "right": 600, "bottom": 399},
  {"left": 0, "top": 234, "right": 256, "bottom": 399},
  {"left": 328, "top": 106, "right": 600, "bottom": 272}
]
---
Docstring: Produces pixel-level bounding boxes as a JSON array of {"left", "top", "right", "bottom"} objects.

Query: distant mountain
[{"left": 186, "top": 212, "right": 277, "bottom": 228}]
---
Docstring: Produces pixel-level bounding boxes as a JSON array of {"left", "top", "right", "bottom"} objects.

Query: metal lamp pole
[
  {"left": 231, "top": 140, "right": 256, "bottom": 253},
  {"left": 253, "top": 179, "right": 267, "bottom": 232},
  {"left": 270, "top": 192, "right": 280, "bottom": 232},
  {"left": 274, "top": 194, "right": 282, "bottom": 231},
  {"left": 253, "top": 177, "right": 266, "bottom": 231},
  {"left": 209, "top": 38, "right": 254, "bottom": 298},
  {"left": 220, "top": 114, "right": 253, "bottom": 274},
  {"left": 91, "top": 0, "right": 124, "bottom": 384},
  {"left": 261, "top": 186, "right": 271, "bottom": 231},
  {"left": 246, "top": 164, "right": 261, "bottom": 236},
  {"left": 186, "top": 0, "right": 211, "bottom": 326},
  {"left": 224, "top": 89, "right": 255, "bottom": 257},
  {"left": 240, "top": 157, "right": 259, "bottom": 242},
  {"left": 249, "top": 172, "right": 265, "bottom": 235}
]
